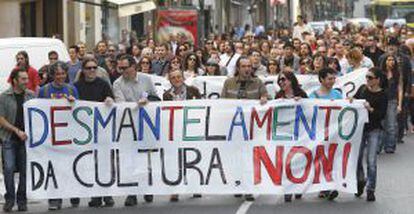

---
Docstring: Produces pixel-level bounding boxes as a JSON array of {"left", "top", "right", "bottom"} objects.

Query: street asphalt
[{"left": 1, "top": 132, "right": 413, "bottom": 214}]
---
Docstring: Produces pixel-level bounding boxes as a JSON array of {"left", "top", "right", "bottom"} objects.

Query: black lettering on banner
[
  {"left": 205, "top": 148, "right": 227, "bottom": 185},
  {"left": 116, "top": 108, "right": 137, "bottom": 142},
  {"left": 73, "top": 150, "right": 93, "bottom": 187},
  {"left": 344, "top": 81, "right": 356, "bottom": 97},
  {"left": 208, "top": 93, "right": 220, "bottom": 99},
  {"left": 138, "top": 149, "right": 159, "bottom": 186},
  {"left": 116, "top": 149, "right": 139, "bottom": 187},
  {"left": 31, "top": 162, "right": 44, "bottom": 191},
  {"left": 201, "top": 81, "right": 207, "bottom": 98},
  {"left": 264, "top": 81, "right": 274, "bottom": 87},
  {"left": 202, "top": 81, "right": 221, "bottom": 99},
  {"left": 205, "top": 106, "right": 226, "bottom": 140},
  {"left": 160, "top": 148, "right": 183, "bottom": 186},
  {"left": 44, "top": 161, "right": 58, "bottom": 190},
  {"left": 183, "top": 148, "right": 204, "bottom": 185},
  {"left": 95, "top": 149, "right": 115, "bottom": 187}
]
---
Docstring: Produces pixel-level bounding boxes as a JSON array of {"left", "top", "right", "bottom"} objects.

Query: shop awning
[{"left": 106, "top": 0, "right": 157, "bottom": 17}]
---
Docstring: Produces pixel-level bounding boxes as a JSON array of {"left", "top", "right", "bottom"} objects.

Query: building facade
[{"left": 0, "top": 0, "right": 155, "bottom": 48}]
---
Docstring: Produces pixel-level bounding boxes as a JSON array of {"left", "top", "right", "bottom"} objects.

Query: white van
[{"left": 0, "top": 37, "right": 69, "bottom": 92}]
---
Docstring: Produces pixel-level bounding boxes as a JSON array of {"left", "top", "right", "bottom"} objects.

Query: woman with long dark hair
[
  {"left": 267, "top": 59, "right": 280, "bottom": 76},
  {"left": 380, "top": 54, "right": 403, "bottom": 153},
  {"left": 204, "top": 59, "right": 221, "bottom": 76},
  {"left": 183, "top": 53, "right": 204, "bottom": 79},
  {"left": 275, "top": 72, "right": 307, "bottom": 99},
  {"left": 138, "top": 56, "right": 152, "bottom": 74},
  {"left": 275, "top": 71, "right": 306, "bottom": 202},
  {"left": 353, "top": 67, "right": 388, "bottom": 202},
  {"left": 169, "top": 56, "right": 182, "bottom": 72},
  {"left": 175, "top": 44, "right": 188, "bottom": 58}
]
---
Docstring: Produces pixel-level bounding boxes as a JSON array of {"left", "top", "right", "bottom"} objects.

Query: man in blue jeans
[
  {"left": 0, "top": 67, "right": 35, "bottom": 212},
  {"left": 309, "top": 67, "right": 343, "bottom": 200}
]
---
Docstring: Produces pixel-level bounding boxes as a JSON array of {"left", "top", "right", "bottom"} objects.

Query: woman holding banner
[
  {"left": 353, "top": 67, "right": 388, "bottom": 202},
  {"left": 275, "top": 71, "right": 307, "bottom": 202},
  {"left": 275, "top": 71, "right": 307, "bottom": 100}
]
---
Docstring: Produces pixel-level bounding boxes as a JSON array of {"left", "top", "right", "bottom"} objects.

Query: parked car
[
  {"left": 384, "top": 18, "right": 407, "bottom": 28},
  {"left": 0, "top": 37, "right": 69, "bottom": 92},
  {"left": 308, "top": 20, "right": 344, "bottom": 35},
  {"left": 308, "top": 21, "right": 328, "bottom": 35},
  {"left": 347, "top": 18, "right": 375, "bottom": 28}
]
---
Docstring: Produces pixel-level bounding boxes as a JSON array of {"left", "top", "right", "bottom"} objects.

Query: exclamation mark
[{"left": 342, "top": 142, "right": 351, "bottom": 187}]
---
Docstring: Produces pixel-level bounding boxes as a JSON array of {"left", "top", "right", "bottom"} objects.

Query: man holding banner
[
  {"left": 163, "top": 69, "right": 202, "bottom": 202},
  {"left": 309, "top": 67, "right": 343, "bottom": 200},
  {"left": 113, "top": 54, "right": 159, "bottom": 206},
  {"left": 0, "top": 67, "right": 34, "bottom": 212},
  {"left": 221, "top": 56, "right": 268, "bottom": 201}
]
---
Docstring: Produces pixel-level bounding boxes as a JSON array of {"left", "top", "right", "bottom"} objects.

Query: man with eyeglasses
[
  {"left": 48, "top": 51, "right": 59, "bottom": 65},
  {"left": 249, "top": 50, "right": 267, "bottom": 76},
  {"left": 112, "top": 55, "right": 159, "bottom": 206}
]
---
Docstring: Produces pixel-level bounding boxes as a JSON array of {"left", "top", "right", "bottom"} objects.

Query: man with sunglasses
[{"left": 48, "top": 51, "right": 59, "bottom": 65}]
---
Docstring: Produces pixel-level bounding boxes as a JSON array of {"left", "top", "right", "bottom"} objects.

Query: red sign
[{"left": 157, "top": 9, "right": 198, "bottom": 46}]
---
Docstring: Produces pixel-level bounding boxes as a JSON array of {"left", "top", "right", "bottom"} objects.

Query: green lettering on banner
[
  {"left": 73, "top": 106, "right": 93, "bottom": 145},
  {"left": 183, "top": 106, "right": 205, "bottom": 141},
  {"left": 338, "top": 107, "right": 358, "bottom": 140},
  {"left": 272, "top": 105, "right": 294, "bottom": 141}
]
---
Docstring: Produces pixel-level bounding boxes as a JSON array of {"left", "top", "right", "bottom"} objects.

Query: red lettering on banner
[
  {"left": 250, "top": 107, "right": 273, "bottom": 140},
  {"left": 342, "top": 142, "right": 351, "bottom": 179},
  {"left": 253, "top": 146, "right": 284, "bottom": 185},
  {"left": 50, "top": 106, "right": 72, "bottom": 146},
  {"left": 161, "top": 106, "right": 183, "bottom": 141},
  {"left": 286, "top": 146, "right": 312, "bottom": 184},
  {"left": 319, "top": 106, "right": 342, "bottom": 141},
  {"left": 313, "top": 144, "right": 338, "bottom": 183}
]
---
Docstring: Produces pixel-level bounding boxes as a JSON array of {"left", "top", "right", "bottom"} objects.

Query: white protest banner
[
  {"left": 149, "top": 69, "right": 368, "bottom": 99},
  {"left": 25, "top": 99, "right": 368, "bottom": 199}
]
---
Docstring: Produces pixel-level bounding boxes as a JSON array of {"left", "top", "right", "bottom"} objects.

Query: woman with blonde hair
[{"left": 346, "top": 48, "right": 364, "bottom": 73}]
